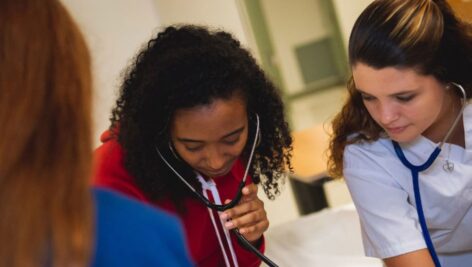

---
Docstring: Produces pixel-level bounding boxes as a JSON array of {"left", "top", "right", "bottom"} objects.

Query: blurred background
[{"left": 61, "top": 0, "right": 472, "bottom": 229}]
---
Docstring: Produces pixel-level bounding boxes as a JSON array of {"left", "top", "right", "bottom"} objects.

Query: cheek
[
  {"left": 173, "top": 145, "right": 199, "bottom": 167},
  {"left": 233, "top": 140, "right": 247, "bottom": 156},
  {"left": 407, "top": 97, "right": 442, "bottom": 125},
  {"left": 363, "top": 102, "right": 380, "bottom": 123}
]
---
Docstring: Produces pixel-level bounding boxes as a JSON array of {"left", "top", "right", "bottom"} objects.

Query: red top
[{"left": 93, "top": 130, "right": 264, "bottom": 267}]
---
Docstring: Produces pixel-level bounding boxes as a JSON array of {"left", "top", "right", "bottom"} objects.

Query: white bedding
[{"left": 264, "top": 204, "right": 383, "bottom": 267}]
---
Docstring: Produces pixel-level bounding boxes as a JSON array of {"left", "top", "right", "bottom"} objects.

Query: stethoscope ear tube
[
  {"left": 438, "top": 82, "right": 467, "bottom": 149},
  {"left": 156, "top": 113, "right": 279, "bottom": 266}
]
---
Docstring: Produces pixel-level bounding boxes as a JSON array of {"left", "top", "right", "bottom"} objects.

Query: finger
[
  {"left": 240, "top": 184, "right": 258, "bottom": 202},
  {"left": 221, "top": 199, "right": 263, "bottom": 220},
  {"left": 224, "top": 207, "right": 267, "bottom": 230},
  {"left": 242, "top": 183, "right": 258, "bottom": 196},
  {"left": 239, "top": 219, "right": 270, "bottom": 237}
]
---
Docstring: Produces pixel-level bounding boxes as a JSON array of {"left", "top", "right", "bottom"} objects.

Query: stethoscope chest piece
[{"left": 443, "top": 160, "right": 454, "bottom": 172}]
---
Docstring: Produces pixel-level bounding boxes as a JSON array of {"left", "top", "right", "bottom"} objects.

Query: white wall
[
  {"left": 61, "top": 0, "right": 161, "bottom": 146},
  {"left": 154, "top": 0, "right": 249, "bottom": 45},
  {"left": 260, "top": 0, "right": 327, "bottom": 94},
  {"left": 332, "top": 0, "right": 374, "bottom": 52}
]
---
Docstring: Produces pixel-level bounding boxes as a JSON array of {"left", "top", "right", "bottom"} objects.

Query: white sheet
[{"left": 264, "top": 204, "right": 383, "bottom": 267}]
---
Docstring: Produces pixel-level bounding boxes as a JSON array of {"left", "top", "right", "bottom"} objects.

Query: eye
[
  {"left": 396, "top": 94, "right": 415, "bottom": 102},
  {"left": 185, "top": 145, "right": 203, "bottom": 152},
  {"left": 223, "top": 136, "right": 240, "bottom": 145},
  {"left": 360, "top": 93, "right": 375, "bottom": 101}
]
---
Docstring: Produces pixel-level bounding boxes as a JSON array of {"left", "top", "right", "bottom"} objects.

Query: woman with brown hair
[
  {"left": 328, "top": 0, "right": 472, "bottom": 266},
  {"left": 0, "top": 1, "right": 192, "bottom": 266}
]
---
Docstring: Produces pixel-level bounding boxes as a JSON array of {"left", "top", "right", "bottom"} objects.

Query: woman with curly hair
[
  {"left": 328, "top": 0, "right": 472, "bottom": 266},
  {"left": 94, "top": 25, "right": 292, "bottom": 267}
]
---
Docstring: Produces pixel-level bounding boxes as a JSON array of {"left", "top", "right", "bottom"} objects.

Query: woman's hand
[{"left": 220, "top": 183, "right": 269, "bottom": 243}]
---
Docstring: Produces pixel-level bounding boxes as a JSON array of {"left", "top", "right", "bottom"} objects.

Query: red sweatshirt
[{"left": 93, "top": 130, "right": 264, "bottom": 267}]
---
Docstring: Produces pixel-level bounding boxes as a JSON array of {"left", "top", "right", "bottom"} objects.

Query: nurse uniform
[{"left": 343, "top": 104, "right": 472, "bottom": 267}]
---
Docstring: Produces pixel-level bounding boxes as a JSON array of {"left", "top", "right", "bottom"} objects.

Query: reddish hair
[{"left": 0, "top": 1, "right": 93, "bottom": 266}]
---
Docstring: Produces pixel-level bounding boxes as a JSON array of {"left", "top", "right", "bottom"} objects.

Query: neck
[{"left": 426, "top": 93, "right": 465, "bottom": 148}]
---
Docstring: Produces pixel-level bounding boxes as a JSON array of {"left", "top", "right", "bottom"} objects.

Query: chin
[{"left": 389, "top": 134, "right": 418, "bottom": 144}]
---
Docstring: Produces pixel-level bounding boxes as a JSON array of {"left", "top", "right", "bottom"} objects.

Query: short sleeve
[{"left": 343, "top": 143, "right": 427, "bottom": 258}]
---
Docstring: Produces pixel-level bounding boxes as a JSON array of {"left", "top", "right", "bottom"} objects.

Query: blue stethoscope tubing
[
  {"left": 393, "top": 142, "right": 442, "bottom": 266},
  {"left": 392, "top": 82, "right": 467, "bottom": 267},
  {"left": 156, "top": 114, "right": 279, "bottom": 267}
]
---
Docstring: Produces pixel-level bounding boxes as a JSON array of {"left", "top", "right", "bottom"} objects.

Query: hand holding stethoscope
[{"left": 220, "top": 183, "right": 269, "bottom": 244}]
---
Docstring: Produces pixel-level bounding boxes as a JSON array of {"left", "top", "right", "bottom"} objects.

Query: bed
[{"left": 264, "top": 204, "right": 383, "bottom": 267}]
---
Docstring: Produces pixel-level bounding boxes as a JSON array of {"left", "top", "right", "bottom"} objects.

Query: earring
[{"left": 168, "top": 142, "right": 181, "bottom": 161}]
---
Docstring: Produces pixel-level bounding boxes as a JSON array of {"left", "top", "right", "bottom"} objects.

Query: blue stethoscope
[
  {"left": 392, "top": 82, "right": 467, "bottom": 267},
  {"left": 156, "top": 114, "right": 279, "bottom": 267}
]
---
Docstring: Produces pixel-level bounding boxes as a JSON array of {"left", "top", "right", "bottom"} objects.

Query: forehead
[
  {"left": 171, "top": 95, "right": 247, "bottom": 138},
  {"left": 352, "top": 63, "right": 427, "bottom": 94}
]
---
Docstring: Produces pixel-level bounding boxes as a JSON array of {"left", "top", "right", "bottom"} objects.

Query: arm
[
  {"left": 384, "top": 249, "right": 435, "bottom": 267},
  {"left": 343, "top": 144, "right": 429, "bottom": 260},
  {"left": 93, "top": 138, "right": 149, "bottom": 202}
]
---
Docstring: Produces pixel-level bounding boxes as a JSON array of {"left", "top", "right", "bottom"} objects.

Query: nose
[
  {"left": 205, "top": 146, "right": 226, "bottom": 171},
  {"left": 377, "top": 102, "right": 399, "bottom": 125}
]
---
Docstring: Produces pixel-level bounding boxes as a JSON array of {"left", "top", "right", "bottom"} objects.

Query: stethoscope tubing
[
  {"left": 156, "top": 114, "right": 279, "bottom": 267},
  {"left": 391, "top": 82, "right": 467, "bottom": 267},
  {"left": 393, "top": 142, "right": 442, "bottom": 267}
]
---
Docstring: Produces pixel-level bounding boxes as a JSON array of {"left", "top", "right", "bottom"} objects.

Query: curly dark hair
[{"left": 110, "top": 25, "right": 292, "bottom": 206}]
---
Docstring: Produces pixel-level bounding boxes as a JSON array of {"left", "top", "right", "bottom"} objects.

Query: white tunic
[{"left": 343, "top": 104, "right": 472, "bottom": 266}]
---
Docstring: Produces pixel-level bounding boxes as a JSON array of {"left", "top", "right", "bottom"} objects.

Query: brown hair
[
  {"left": 0, "top": 1, "right": 93, "bottom": 266},
  {"left": 328, "top": 0, "right": 472, "bottom": 178}
]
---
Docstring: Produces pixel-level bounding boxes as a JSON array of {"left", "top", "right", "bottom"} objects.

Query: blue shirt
[{"left": 91, "top": 187, "right": 194, "bottom": 267}]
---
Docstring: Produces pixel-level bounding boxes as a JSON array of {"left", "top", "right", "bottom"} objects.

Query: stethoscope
[
  {"left": 392, "top": 82, "right": 467, "bottom": 267},
  {"left": 156, "top": 114, "right": 279, "bottom": 267}
]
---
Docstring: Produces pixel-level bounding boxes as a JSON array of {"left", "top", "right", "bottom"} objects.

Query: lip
[
  {"left": 385, "top": 125, "right": 407, "bottom": 134},
  {"left": 204, "top": 167, "right": 231, "bottom": 177}
]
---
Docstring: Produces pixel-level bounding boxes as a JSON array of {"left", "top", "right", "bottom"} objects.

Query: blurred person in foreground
[{"left": 0, "top": 1, "right": 193, "bottom": 266}]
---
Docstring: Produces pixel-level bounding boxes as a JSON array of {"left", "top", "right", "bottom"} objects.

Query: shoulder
[
  {"left": 343, "top": 136, "right": 410, "bottom": 189},
  {"left": 93, "top": 131, "right": 148, "bottom": 200},
  {"left": 342, "top": 140, "right": 426, "bottom": 259},
  {"left": 92, "top": 187, "right": 193, "bottom": 266},
  {"left": 93, "top": 187, "right": 177, "bottom": 227},
  {"left": 344, "top": 136, "right": 397, "bottom": 170},
  {"left": 94, "top": 131, "right": 125, "bottom": 170}
]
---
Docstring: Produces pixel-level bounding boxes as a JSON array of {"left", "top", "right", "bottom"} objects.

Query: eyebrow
[
  {"left": 356, "top": 88, "right": 418, "bottom": 97},
  {"left": 177, "top": 126, "right": 245, "bottom": 143}
]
